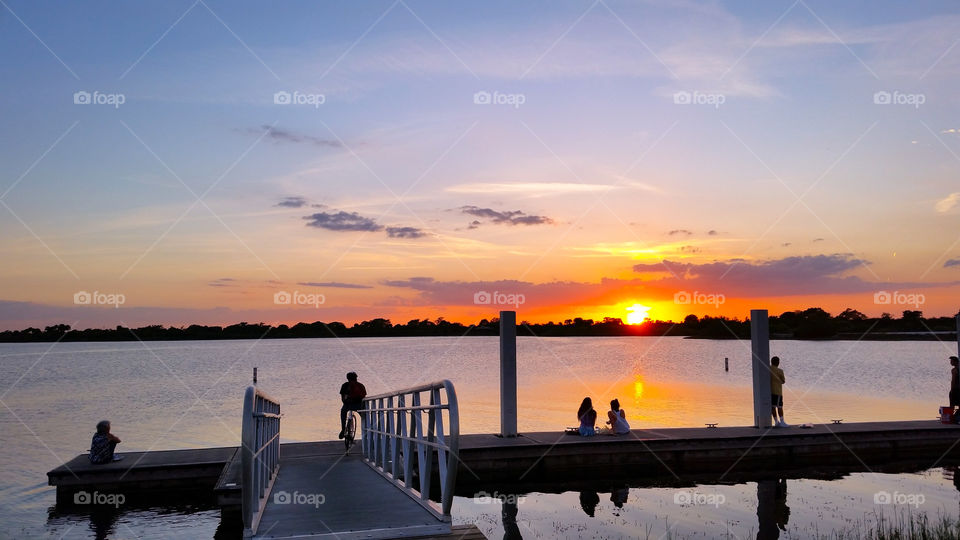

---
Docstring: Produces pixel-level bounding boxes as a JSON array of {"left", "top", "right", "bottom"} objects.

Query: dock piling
[
  {"left": 500, "top": 310, "right": 518, "bottom": 438},
  {"left": 751, "top": 309, "right": 772, "bottom": 428}
]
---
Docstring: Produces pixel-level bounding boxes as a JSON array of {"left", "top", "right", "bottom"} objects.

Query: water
[{"left": 0, "top": 336, "right": 956, "bottom": 538}]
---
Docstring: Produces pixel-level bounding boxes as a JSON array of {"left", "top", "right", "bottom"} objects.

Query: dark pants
[{"left": 340, "top": 401, "right": 363, "bottom": 432}]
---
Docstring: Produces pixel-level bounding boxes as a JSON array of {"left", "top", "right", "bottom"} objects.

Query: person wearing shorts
[{"left": 770, "top": 356, "right": 788, "bottom": 427}]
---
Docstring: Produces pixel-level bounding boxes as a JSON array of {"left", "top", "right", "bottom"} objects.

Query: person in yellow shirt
[{"left": 770, "top": 356, "right": 788, "bottom": 427}]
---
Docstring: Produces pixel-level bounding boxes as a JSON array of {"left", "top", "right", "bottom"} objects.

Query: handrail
[
  {"left": 241, "top": 386, "right": 281, "bottom": 538},
  {"left": 361, "top": 380, "right": 460, "bottom": 520}
]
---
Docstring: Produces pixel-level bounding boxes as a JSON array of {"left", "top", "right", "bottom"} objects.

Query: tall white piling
[
  {"left": 500, "top": 310, "right": 518, "bottom": 437},
  {"left": 751, "top": 310, "right": 773, "bottom": 428}
]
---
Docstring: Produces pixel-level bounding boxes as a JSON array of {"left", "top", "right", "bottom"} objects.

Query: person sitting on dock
[
  {"left": 577, "top": 397, "right": 597, "bottom": 436},
  {"left": 949, "top": 356, "right": 959, "bottom": 420},
  {"left": 89, "top": 420, "right": 122, "bottom": 464},
  {"left": 338, "top": 371, "right": 367, "bottom": 439},
  {"left": 606, "top": 399, "right": 631, "bottom": 435},
  {"left": 770, "top": 356, "right": 788, "bottom": 428}
]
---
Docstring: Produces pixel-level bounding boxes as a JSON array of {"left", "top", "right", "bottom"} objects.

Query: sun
[{"left": 626, "top": 303, "right": 651, "bottom": 325}]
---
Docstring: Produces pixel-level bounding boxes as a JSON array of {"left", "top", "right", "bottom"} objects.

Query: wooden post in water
[
  {"left": 500, "top": 310, "right": 518, "bottom": 437},
  {"left": 751, "top": 310, "right": 773, "bottom": 428},
  {"left": 725, "top": 357, "right": 729, "bottom": 372},
  {"left": 253, "top": 367, "right": 258, "bottom": 385}
]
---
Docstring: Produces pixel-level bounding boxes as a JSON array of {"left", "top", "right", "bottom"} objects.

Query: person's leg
[
  {"left": 106, "top": 441, "right": 118, "bottom": 460},
  {"left": 339, "top": 403, "right": 348, "bottom": 438}
]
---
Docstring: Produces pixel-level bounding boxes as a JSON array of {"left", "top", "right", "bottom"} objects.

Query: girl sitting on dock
[
  {"left": 577, "top": 397, "right": 597, "bottom": 436},
  {"left": 606, "top": 399, "right": 631, "bottom": 435},
  {"left": 89, "top": 420, "right": 122, "bottom": 464}
]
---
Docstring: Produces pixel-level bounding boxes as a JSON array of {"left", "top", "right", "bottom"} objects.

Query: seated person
[
  {"left": 89, "top": 420, "right": 123, "bottom": 464},
  {"left": 577, "top": 397, "right": 597, "bottom": 436},
  {"left": 606, "top": 398, "right": 631, "bottom": 435}
]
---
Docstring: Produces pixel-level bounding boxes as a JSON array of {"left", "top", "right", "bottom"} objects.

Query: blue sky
[{"left": 1, "top": 0, "right": 958, "bottom": 328}]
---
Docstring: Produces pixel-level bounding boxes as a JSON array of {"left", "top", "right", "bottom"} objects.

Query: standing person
[
  {"left": 338, "top": 372, "right": 366, "bottom": 439},
  {"left": 606, "top": 398, "right": 631, "bottom": 435},
  {"left": 949, "top": 356, "right": 959, "bottom": 420},
  {"left": 89, "top": 420, "right": 123, "bottom": 464},
  {"left": 770, "top": 356, "right": 788, "bottom": 427},
  {"left": 577, "top": 397, "right": 597, "bottom": 436}
]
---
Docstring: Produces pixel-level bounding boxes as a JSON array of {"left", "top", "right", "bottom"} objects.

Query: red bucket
[{"left": 940, "top": 406, "right": 954, "bottom": 424}]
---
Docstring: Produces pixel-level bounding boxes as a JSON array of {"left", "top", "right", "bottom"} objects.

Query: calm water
[{"left": 1, "top": 336, "right": 957, "bottom": 538}]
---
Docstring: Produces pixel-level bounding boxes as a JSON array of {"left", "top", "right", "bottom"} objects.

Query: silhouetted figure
[
  {"left": 609, "top": 487, "right": 629, "bottom": 515},
  {"left": 949, "top": 357, "right": 959, "bottom": 419},
  {"left": 338, "top": 371, "right": 366, "bottom": 439},
  {"left": 502, "top": 497, "right": 522, "bottom": 540},
  {"left": 770, "top": 357, "right": 788, "bottom": 427},
  {"left": 579, "top": 490, "right": 600, "bottom": 517},
  {"left": 606, "top": 399, "right": 631, "bottom": 435},
  {"left": 87, "top": 506, "right": 120, "bottom": 540},
  {"left": 89, "top": 420, "right": 122, "bottom": 464},
  {"left": 757, "top": 479, "right": 789, "bottom": 540},
  {"left": 577, "top": 397, "right": 597, "bottom": 436}
]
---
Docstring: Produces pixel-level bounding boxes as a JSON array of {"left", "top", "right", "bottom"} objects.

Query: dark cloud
[
  {"left": 298, "top": 282, "right": 373, "bottom": 289},
  {"left": 812, "top": 238, "right": 825, "bottom": 242},
  {"left": 945, "top": 259, "right": 960, "bottom": 268},
  {"left": 668, "top": 229, "right": 693, "bottom": 236},
  {"left": 303, "top": 211, "right": 383, "bottom": 232},
  {"left": 708, "top": 230, "right": 718, "bottom": 236},
  {"left": 208, "top": 278, "right": 236, "bottom": 287},
  {"left": 249, "top": 125, "right": 342, "bottom": 148},
  {"left": 386, "top": 226, "right": 427, "bottom": 239},
  {"left": 459, "top": 206, "right": 553, "bottom": 227},
  {"left": 275, "top": 196, "right": 308, "bottom": 208}
]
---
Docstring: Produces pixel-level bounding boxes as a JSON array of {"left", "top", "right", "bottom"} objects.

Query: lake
[{"left": 2, "top": 336, "right": 958, "bottom": 538}]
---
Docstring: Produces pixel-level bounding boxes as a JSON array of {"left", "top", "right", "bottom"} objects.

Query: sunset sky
[{"left": 1, "top": 0, "right": 959, "bottom": 330}]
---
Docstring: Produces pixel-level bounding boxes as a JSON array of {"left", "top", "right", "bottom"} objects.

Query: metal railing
[
  {"left": 241, "top": 385, "right": 281, "bottom": 538},
  {"left": 361, "top": 380, "right": 460, "bottom": 520}
]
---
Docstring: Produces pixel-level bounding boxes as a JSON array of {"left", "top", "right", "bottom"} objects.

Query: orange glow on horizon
[{"left": 626, "top": 303, "right": 651, "bottom": 324}]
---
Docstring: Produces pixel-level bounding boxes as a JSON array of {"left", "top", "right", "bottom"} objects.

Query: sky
[{"left": 1, "top": 0, "right": 959, "bottom": 330}]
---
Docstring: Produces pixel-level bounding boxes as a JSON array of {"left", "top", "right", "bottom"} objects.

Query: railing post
[{"left": 241, "top": 385, "right": 281, "bottom": 538}]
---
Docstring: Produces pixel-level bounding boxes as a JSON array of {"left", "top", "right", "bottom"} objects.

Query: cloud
[
  {"left": 298, "top": 281, "right": 373, "bottom": 289},
  {"left": 936, "top": 192, "right": 960, "bottom": 213},
  {"left": 447, "top": 182, "right": 613, "bottom": 196},
  {"left": 303, "top": 211, "right": 383, "bottom": 232},
  {"left": 667, "top": 229, "right": 693, "bottom": 236},
  {"left": 208, "top": 277, "right": 236, "bottom": 287},
  {"left": 247, "top": 125, "right": 342, "bottom": 148},
  {"left": 459, "top": 206, "right": 553, "bottom": 227},
  {"left": 386, "top": 226, "right": 427, "bottom": 239},
  {"left": 275, "top": 196, "right": 308, "bottom": 208},
  {"left": 945, "top": 259, "right": 960, "bottom": 268},
  {"left": 708, "top": 230, "right": 718, "bottom": 236}
]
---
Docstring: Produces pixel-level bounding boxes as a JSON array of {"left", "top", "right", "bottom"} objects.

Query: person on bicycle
[{"left": 338, "top": 371, "right": 367, "bottom": 439}]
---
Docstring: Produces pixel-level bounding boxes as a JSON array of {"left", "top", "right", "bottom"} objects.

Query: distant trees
[{"left": 0, "top": 308, "right": 955, "bottom": 342}]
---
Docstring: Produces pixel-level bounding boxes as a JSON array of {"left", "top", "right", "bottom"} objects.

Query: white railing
[
  {"left": 361, "top": 380, "right": 460, "bottom": 520},
  {"left": 241, "top": 385, "right": 281, "bottom": 538}
]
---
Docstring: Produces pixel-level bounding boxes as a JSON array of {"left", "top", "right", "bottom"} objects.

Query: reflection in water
[
  {"left": 579, "top": 491, "right": 600, "bottom": 517},
  {"left": 757, "top": 479, "right": 790, "bottom": 540},
  {"left": 502, "top": 498, "right": 522, "bottom": 540},
  {"left": 610, "top": 487, "right": 629, "bottom": 516}
]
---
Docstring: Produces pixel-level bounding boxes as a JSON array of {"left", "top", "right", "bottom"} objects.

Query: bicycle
[{"left": 344, "top": 410, "right": 360, "bottom": 453}]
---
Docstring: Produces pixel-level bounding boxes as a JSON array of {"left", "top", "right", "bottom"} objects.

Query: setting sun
[{"left": 626, "top": 304, "right": 651, "bottom": 325}]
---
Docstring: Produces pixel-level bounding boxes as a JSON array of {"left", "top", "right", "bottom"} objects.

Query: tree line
[{"left": 0, "top": 308, "right": 957, "bottom": 342}]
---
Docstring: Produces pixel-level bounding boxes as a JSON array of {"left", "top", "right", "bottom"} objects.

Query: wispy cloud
[
  {"left": 386, "top": 226, "right": 427, "bottom": 239},
  {"left": 275, "top": 196, "right": 308, "bottom": 208},
  {"left": 945, "top": 259, "right": 960, "bottom": 268},
  {"left": 298, "top": 281, "right": 373, "bottom": 289},
  {"left": 460, "top": 206, "right": 553, "bottom": 227},
  {"left": 936, "top": 192, "right": 960, "bottom": 213},
  {"left": 246, "top": 125, "right": 343, "bottom": 148},
  {"left": 303, "top": 210, "right": 383, "bottom": 232}
]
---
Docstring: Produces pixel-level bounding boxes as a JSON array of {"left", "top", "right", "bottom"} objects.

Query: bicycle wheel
[{"left": 344, "top": 413, "right": 356, "bottom": 452}]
